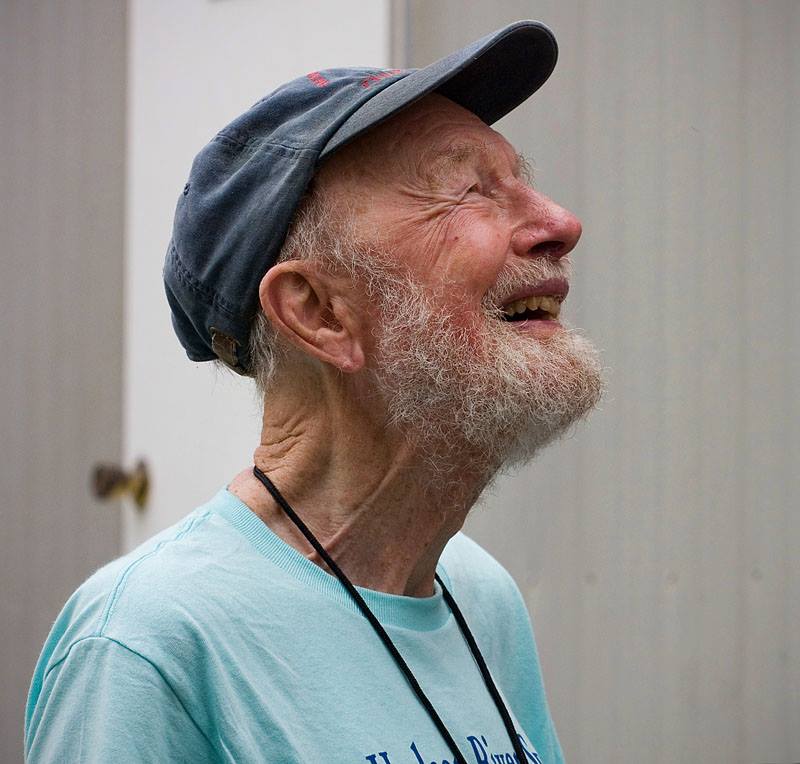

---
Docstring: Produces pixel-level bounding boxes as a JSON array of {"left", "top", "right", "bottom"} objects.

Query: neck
[{"left": 228, "top": 369, "right": 492, "bottom": 597}]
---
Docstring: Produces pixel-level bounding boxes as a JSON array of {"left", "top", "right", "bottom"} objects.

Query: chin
[{"left": 379, "top": 323, "right": 603, "bottom": 477}]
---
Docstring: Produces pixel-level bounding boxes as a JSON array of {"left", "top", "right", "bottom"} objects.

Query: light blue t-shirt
[{"left": 25, "top": 488, "right": 564, "bottom": 763}]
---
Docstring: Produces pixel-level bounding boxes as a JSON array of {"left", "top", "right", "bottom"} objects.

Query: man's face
[
  {"left": 323, "top": 94, "right": 580, "bottom": 333},
  {"left": 317, "top": 94, "right": 602, "bottom": 472}
]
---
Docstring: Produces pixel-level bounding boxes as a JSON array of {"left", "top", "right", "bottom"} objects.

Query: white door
[{"left": 124, "top": 0, "right": 391, "bottom": 548}]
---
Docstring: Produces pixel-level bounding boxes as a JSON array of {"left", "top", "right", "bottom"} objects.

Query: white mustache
[{"left": 483, "top": 256, "right": 573, "bottom": 311}]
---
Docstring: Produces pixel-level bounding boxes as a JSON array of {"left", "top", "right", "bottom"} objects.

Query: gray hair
[{"left": 244, "top": 186, "right": 362, "bottom": 400}]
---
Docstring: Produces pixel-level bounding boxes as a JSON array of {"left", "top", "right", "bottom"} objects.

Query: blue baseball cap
[{"left": 164, "top": 20, "right": 558, "bottom": 373}]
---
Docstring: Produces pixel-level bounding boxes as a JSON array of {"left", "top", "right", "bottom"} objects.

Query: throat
[{"left": 235, "top": 455, "right": 482, "bottom": 598}]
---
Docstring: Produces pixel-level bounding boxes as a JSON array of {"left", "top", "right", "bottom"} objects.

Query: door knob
[{"left": 91, "top": 459, "right": 149, "bottom": 509}]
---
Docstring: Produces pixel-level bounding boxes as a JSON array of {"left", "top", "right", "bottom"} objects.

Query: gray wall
[
  {"left": 405, "top": 2, "right": 799, "bottom": 763},
  {"left": 0, "top": 2, "right": 125, "bottom": 760}
]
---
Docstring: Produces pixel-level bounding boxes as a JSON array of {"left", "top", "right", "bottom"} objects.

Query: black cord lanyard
[{"left": 252, "top": 466, "right": 529, "bottom": 764}]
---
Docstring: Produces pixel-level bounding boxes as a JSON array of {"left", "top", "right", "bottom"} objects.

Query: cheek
[
  {"left": 439, "top": 221, "right": 509, "bottom": 296},
  {"left": 387, "top": 206, "right": 511, "bottom": 299}
]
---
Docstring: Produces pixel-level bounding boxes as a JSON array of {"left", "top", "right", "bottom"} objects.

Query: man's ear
[{"left": 258, "top": 262, "right": 366, "bottom": 373}]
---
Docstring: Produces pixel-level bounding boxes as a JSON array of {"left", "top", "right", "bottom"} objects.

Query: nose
[{"left": 510, "top": 189, "right": 582, "bottom": 260}]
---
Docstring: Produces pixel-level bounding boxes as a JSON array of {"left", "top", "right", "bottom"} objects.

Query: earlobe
[{"left": 258, "top": 264, "right": 365, "bottom": 373}]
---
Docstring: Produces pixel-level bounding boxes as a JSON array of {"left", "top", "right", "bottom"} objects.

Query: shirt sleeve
[
  {"left": 501, "top": 579, "right": 565, "bottom": 764},
  {"left": 25, "top": 635, "right": 215, "bottom": 763}
]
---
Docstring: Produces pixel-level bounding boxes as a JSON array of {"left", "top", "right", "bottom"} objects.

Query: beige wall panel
[
  {"left": 407, "top": 2, "right": 799, "bottom": 762},
  {"left": 0, "top": 2, "right": 125, "bottom": 761}
]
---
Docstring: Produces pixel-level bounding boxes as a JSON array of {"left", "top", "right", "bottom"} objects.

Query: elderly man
[{"left": 25, "top": 21, "right": 600, "bottom": 764}]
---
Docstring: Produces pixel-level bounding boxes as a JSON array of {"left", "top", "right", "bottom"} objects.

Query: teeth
[
  {"left": 502, "top": 295, "right": 562, "bottom": 319},
  {"left": 534, "top": 295, "right": 561, "bottom": 318},
  {"left": 526, "top": 295, "right": 542, "bottom": 312},
  {"left": 502, "top": 299, "right": 526, "bottom": 316}
]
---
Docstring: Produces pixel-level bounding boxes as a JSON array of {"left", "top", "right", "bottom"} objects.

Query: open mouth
[{"left": 501, "top": 294, "right": 563, "bottom": 322}]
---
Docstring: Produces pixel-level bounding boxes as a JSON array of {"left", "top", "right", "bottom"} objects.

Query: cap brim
[{"left": 320, "top": 20, "right": 557, "bottom": 159}]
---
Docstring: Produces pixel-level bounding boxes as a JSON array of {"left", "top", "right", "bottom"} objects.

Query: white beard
[{"left": 364, "top": 257, "right": 603, "bottom": 476}]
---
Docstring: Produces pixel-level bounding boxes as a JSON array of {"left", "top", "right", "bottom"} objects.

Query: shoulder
[
  {"left": 36, "top": 489, "right": 256, "bottom": 671},
  {"left": 438, "top": 533, "right": 563, "bottom": 760},
  {"left": 438, "top": 531, "right": 528, "bottom": 622},
  {"left": 26, "top": 492, "right": 246, "bottom": 753},
  {"left": 440, "top": 531, "right": 521, "bottom": 595}
]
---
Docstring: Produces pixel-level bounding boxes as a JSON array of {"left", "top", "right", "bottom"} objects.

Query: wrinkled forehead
[{"left": 317, "top": 93, "right": 519, "bottom": 189}]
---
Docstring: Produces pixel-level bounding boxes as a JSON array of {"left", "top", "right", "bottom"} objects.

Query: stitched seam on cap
[
  {"left": 215, "top": 125, "right": 250, "bottom": 146},
  {"left": 168, "top": 244, "right": 240, "bottom": 319},
  {"left": 213, "top": 134, "right": 318, "bottom": 155}
]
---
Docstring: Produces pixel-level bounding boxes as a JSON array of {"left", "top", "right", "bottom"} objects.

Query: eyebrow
[
  {"left": 421, "top": 142, "right": 533, "bottom": 186},
  {"left": 516, "top": 153, "right": 535, "bottom": 185}
]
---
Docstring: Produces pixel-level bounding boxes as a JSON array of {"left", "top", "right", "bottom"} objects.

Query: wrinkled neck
[{"left": 228, "top": 365, "right": 492, "bottom": 597}]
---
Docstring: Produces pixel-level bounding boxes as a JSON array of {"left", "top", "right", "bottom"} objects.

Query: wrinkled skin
[
  {"left": 228, "top": 94, "right": 600, "bottom": 598},
  {"left": 317, "top": 94, "right": 581, "bottom": 338}
]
